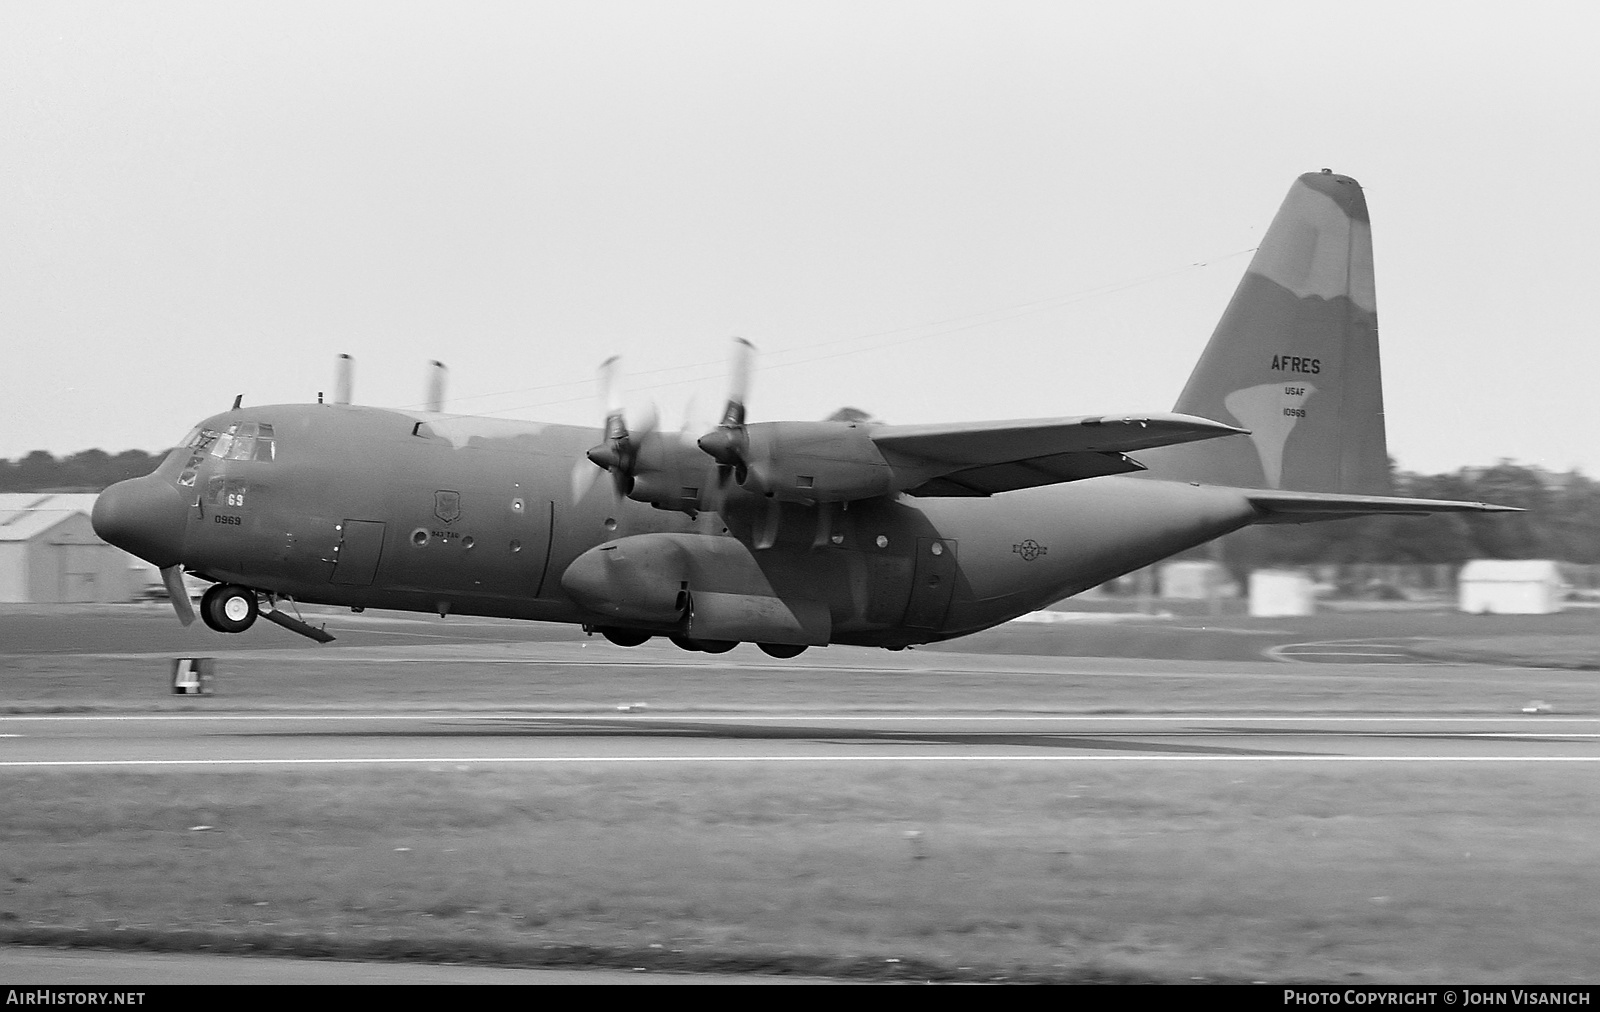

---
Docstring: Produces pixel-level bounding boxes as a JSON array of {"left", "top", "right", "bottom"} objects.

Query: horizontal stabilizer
[
  {"left": 1246, "top": 490, "right": 1522, "bottom": 525},
  {"left": 874, "top": 413, "right": 1248, "bottom": 496}
]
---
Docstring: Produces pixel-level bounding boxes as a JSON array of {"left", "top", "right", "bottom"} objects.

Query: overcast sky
[{"left": 3, "top": 1, "right": 1597, "bottom": 475}]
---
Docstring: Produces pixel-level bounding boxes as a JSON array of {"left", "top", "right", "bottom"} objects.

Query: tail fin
[{"left": 1144, "top": 170, "right": 1389, "bottom": 494}]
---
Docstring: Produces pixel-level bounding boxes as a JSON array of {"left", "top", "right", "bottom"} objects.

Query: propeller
[
  {"left": 581, "top": 356, "right": 660, "bottom": 501},
  {"left": 696, "top": 338, "right": 757, "bottom": 487},
  {"left": 161, "top": 565, "right": 195, "bottom": 626}
]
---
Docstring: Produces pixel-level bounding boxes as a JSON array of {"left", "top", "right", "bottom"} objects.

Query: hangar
[{"left": 0, "top": 493, "right": 140, "bottom": 603}]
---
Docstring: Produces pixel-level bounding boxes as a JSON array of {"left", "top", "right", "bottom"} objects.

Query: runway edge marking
[{"left": 9, "top": 755, "right": 1600, "bottom": 768}]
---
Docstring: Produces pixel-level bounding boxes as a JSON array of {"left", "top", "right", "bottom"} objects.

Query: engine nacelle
[{"left": 741, "top": 421, "right": 893, "bottom": 504}]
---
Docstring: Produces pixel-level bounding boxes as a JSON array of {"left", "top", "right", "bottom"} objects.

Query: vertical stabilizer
[{"left": 1143, "top": 171, "right": 1389, "bottom": 494}]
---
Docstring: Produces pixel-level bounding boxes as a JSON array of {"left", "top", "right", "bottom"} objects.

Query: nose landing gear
[{"left": 199, "top": 584, "right": 259, "bottom": 633}]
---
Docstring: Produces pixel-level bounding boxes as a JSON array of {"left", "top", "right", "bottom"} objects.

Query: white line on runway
[
  {"left": 1280, "top": 653, "right": 1408, "bottom": 659},
  {"left": 3, "top": 714, "right": 1597, "bottom": 723},
  {"left": 8, "top": 755, "right": 1600, "bottom": 768}
]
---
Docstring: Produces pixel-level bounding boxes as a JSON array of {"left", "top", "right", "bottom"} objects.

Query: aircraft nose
[{"left": 92, "top": 476, "right": 189, "bottom": 568}]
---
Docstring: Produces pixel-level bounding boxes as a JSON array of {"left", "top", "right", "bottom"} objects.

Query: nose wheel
[{"left": 200, "top": 584, "right": 259, "bottom": 633}]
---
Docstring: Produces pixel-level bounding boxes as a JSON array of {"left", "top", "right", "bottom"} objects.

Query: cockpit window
[
  {"left": 188, "top": 428, "right": 221, "bottom": 453},
  {"left": 223, "top": 422, "right": 256, "bottom": 461},
  {"left": 252, "top": 423, "right": 275, "bottom": 461},
  {"left": 192, "top": 423, "right": 276, "bottom": 462}
]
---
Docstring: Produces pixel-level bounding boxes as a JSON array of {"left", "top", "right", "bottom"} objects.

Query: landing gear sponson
[{"left": 591, "top": 625, "right": 807, "bottom": 657}]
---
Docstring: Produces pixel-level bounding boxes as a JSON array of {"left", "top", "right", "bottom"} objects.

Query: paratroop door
[
  {"left": 903, "top": 537, "right": 957, "bottom": 629},
  {"left": 331, "top": 520, "right": 386, "bottom": 586}
]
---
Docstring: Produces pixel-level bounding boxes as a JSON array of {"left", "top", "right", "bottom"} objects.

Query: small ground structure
[
  {"left": 0, "top": 494, "right": 141, "bottom": 603},
  {"left": 1158, "top": 560, "right": 1233, "bottom": 600},
  {"left": 1249, "top": 569, "right": 1315, "bottom": 616},
  {"left": 1457, "top": 559, "right": 1566, "bottom": 615}
]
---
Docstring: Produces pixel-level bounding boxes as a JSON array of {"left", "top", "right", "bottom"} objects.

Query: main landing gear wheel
[
  {"left": 757, "top": 643, "right": 807, "bottom": 659},
  {"left": 669, "top": 635, "right": 736, "bottom": 654},
  {"left": 600, "top": 628, "right": 652, "bottom": 647},
  {"left": 201, "top": 584, "right": 258, "bottom": 633}
]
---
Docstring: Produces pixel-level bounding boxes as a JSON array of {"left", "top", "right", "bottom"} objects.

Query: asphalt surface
[
  {"left": 0, "top": 947, "right": 845, "bottom": 985},
  {"left": 6, "top": 711, "right": 1600, "bottom": 765},
  {"left": 4, "top": 601, "right": 1595, "bottom": 984}
]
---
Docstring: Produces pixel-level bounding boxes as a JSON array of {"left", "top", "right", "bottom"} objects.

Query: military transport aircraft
[{"left": 92, "top": 171, "right": 1514, "bottom": 657}]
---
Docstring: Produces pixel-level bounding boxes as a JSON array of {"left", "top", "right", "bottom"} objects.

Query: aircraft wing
[
  {"left": 1245, "top": 490, "right": 1523, "bottom": 524},
  {"left": 872, "top": 414, "right": 1248, "bottom": 497}
]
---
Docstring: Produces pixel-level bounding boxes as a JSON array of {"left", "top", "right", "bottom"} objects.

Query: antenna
[
  {"left": 334, "top": 354, "right": 353, "bottom": 405},
  {"left": 426, "top": 360, "right": 448, "bottom": 413}
]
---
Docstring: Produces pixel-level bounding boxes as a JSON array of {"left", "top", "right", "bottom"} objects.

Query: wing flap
[
  {"left": 874, "top": 413, "right": 1246, "bottom": 462},
  {"left": 903, "top": 451, "right": 1144, "bottom": 497},
  {"left": 874, "top": 413, "right": 1246, "bottom": 496}
]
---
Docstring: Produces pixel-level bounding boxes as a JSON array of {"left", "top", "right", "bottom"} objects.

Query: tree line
[
  {"left": 0, "top": 449, "right": 166, "bottom": 494},
  {"left": 4, "top": 450, "right": 1596, "bottom": 564}
]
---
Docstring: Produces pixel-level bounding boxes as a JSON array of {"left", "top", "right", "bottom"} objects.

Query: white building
[
  {"left": 1248, "top": 569, "right": 1316, "bottom": 616},
  {"left": 1158, "top": 560, "right": 1235, "bottom": 600},
  {"left": 1458, "top": 559, "right": 1566, "bottom": 615},
  {"left": 0, "top": 494, "right": 145, "bottom": 603}
]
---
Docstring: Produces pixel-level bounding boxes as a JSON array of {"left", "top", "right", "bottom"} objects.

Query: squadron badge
[{"left": 434, "top": 490, "right": 462, "bottom": 524}]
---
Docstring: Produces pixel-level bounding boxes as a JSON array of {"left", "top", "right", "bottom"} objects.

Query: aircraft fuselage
[{"left": 117, "top": 403, "right": 1260, "bottom": 649}]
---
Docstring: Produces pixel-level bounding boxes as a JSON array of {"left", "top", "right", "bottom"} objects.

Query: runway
[
  {"left": 6, "top": 712, "right": 1600, "bottom": 766},
  {"left": 7, "top": 607, "right": 1600, "bottom": 986}
]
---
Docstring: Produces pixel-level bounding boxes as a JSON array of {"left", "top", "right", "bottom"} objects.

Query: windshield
[{"left": 176, "top": 422, "right": 276, "bottom": 486}]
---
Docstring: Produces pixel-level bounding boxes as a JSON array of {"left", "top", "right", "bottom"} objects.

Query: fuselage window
[{"left": 206, "top": 476, "right": 249, "bottom": 506}]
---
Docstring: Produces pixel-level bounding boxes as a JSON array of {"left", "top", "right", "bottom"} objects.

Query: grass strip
[{"left": 5, "top": 765, "right": 1600, "bottom": 983}]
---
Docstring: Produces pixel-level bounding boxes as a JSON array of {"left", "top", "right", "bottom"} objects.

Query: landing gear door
[
  {"left": 903, "top": 537, "right": 957, "bottom": 630},
  {"left": 331, "top": 520, "right": 386, "bottom": 587}
]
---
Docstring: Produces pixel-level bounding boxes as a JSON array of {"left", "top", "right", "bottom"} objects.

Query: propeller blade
[
  {"left": 598, "top": 355, "right": 626, "bottom": 440},
  {"left": 721, "top": 338, "right": 755, "bottom": 427},
  {"left": 570, "top": 458, "right": 601, "bottom": 502},
  {"left": 584, "top": 354, "right": 637, "bottom": 500},
  {"left": 754, "top": 497, "right": 781, "bottom": 550},
  {"left": 161, "top": 566, "right": 195, "bottom": 626},
  {"left": 633, "top": 400, "right": 660, "bottom": 439},
  {"left": 699, "top": 338, "right": 758, "bottom": 483},
  {"left": 610, "top": 465, "right": 634, "bottom": 499},
  {"left": 677, "top": 393, "right": 705, "bottom": 447}
]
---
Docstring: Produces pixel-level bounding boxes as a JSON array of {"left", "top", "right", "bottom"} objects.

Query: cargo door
[
  {"left": 331, "top": 520, "right": 386, "bottom": 586},
  {"left": 903, "top": 536, "right": 957, "bottom": 630}
]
